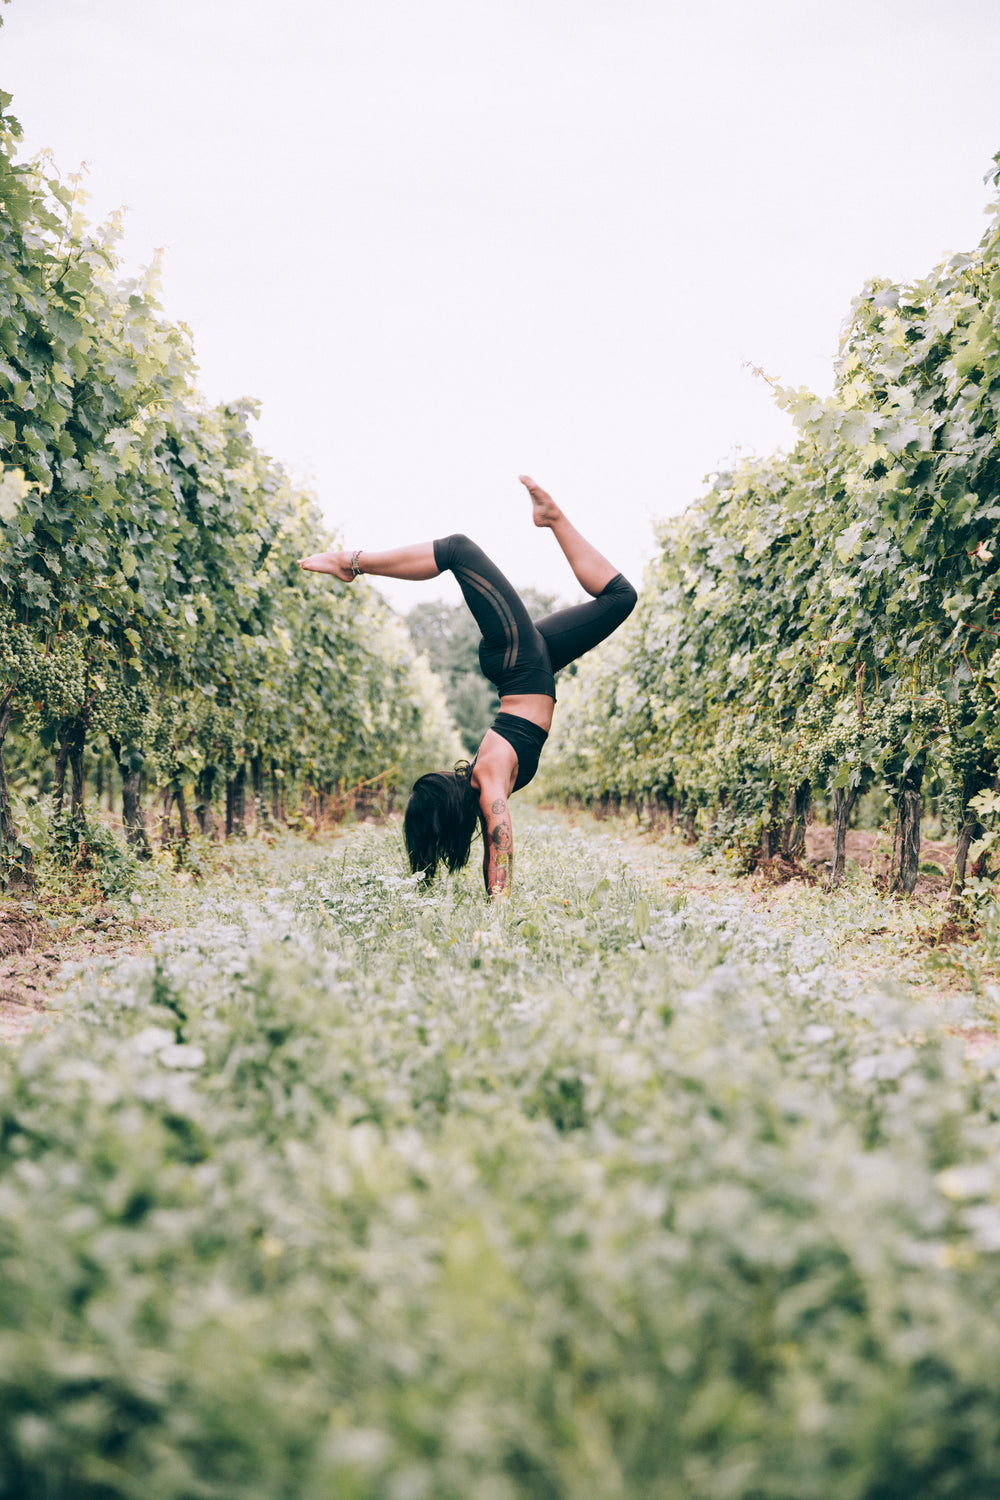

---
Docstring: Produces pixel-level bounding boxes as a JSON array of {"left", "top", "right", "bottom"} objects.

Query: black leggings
[{"left": 432, "top": 534, "right": 637, "bottom": 698}]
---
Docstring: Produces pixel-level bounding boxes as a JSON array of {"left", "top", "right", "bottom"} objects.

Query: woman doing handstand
[{"left": 298, "top": 477, "right": 636, "bottom": 898}]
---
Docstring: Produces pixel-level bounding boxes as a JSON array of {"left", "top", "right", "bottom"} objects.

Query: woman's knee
[
  {"left": 433, "top": 534, "right": 476, "bottom": 572},
  {"left": 605, "top": 574, "right": 638, "bottom": 620}
]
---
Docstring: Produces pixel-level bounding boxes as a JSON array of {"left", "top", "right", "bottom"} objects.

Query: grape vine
[
  {"left": 0, "top": 94, "right": 459, "bottom": 881},
  {"left": 542, "top": 156, "right": 1000, "bottom": 897}
]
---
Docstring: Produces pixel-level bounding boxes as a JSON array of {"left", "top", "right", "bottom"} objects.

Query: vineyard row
[
  {"left": 0, "top": 93, "right": 459, "bottom": 883},
  {"left": 541, "top": 155, "right": 1000, "bottom": 902}
]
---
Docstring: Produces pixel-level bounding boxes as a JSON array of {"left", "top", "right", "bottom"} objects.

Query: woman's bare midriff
[
  {"left": 497, "top": 692, "right": 556, "bottom": 732},
  {"left": 471, "top": 694, "right": 555, "bottom": 798}
]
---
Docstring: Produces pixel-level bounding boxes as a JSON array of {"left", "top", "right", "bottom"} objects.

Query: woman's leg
[
  {"left": 433, "top": 534, "right": 540, "bottom": 668},
  {"left": 533, "top": 578, "right": 637, "bottom": 674},
  {"left": 519, "top": 475, "right": 619, "bottom": 595},
  {"left": 299, "top": 530, "right": 551, "bottom": 688},
  {"left": 298, "top": 542, "right": 439, "bottom": 581},
  {"left": 519, "top": 477, "right": 637, "bottom": 673}
]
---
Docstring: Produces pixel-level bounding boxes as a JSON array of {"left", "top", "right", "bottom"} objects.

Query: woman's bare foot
[
  {"left": 519, "top": 474, "right": 563, "bottom": 528},
  {"left": 298, "top": 550, "right": 356, "bottom": 580}
]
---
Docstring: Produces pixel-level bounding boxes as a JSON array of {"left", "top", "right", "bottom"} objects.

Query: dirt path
[{"left": 0, "top": 903, "right": 152, "bottom": 1045}]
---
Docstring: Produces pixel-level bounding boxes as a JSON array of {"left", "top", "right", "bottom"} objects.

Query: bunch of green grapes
[{"left": 31, "top": 647, "right": 88, "bottom": 719}]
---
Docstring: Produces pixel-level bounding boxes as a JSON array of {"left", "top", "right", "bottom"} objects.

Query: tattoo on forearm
[
  {"left": 487, "top": 811, "right": 513, "bottom": 896},
  {"left": 490, "top": 819, "right": 512, "bottom": 852}
]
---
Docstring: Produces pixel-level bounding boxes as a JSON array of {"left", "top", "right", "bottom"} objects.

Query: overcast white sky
[{"left": 3, "top": 0, "right": 1000, "bottom": 610}]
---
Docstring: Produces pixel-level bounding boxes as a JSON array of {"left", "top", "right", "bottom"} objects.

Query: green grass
[{"left": 3, "top": 817, "right": 1000, "bottom": 1498}]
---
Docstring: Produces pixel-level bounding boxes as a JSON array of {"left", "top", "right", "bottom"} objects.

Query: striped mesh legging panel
[
  {"left": 432, "top": 534, "right": 637, "bottom": 693},
  {"left": 432, "top": 535, "right": 537, "bottom": 679}
]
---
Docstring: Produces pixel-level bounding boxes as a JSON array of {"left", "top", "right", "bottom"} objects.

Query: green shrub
[{"left": 44, "top": 812, "right": 141, "bottom": 898}]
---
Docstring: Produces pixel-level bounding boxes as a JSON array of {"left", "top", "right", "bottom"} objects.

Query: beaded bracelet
[{"left": 350, "top": 549, "right": 364, "bottom": 577}]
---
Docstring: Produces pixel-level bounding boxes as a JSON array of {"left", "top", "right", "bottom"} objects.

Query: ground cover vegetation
[
  {"left": 2, "top": 816, "right": 1000, "bottom": 1498},
  {"left": 0, "top": 89, "right": 458, "bottom": 886},
  {"left": 540, "top": 157, "right": 1000, "bottom": 907}
]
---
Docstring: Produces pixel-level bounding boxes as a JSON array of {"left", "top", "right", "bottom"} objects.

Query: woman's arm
[
  {"left": 480, "top": 790, "right": 514, "bottom": 899},
  {"left": 298, "top": 543, "right": 439, "bottom": 582}
]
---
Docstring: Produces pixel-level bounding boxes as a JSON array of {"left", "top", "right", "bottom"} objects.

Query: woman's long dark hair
[{"left": 403, "top": 761, "right": 480, "bottom": 882}]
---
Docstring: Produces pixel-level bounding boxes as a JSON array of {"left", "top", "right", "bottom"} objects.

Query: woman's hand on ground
[{"left": 297, "top": 550, "right": 356, "bottom": 581}]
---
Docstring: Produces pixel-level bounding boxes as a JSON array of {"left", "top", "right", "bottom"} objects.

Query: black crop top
[{"left": 489, "top": 712, "right": 549, "bottom": 791}]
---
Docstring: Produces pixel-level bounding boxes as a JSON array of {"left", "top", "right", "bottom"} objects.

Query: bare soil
[
  {"left": 0, "top": 899, "right": 152, "bottom": 1045},
  {"left": 804, "top": 826, "right": 955, "bottom": 905}
]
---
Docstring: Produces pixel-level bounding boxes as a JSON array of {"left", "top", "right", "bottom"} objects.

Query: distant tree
[{"left": 406, "top": 587, "right": 560, "bottom": 756}]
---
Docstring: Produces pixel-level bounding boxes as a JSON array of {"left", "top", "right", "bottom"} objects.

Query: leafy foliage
[
  {"left": 43, "top": 809, "right": 141, "bottom": 897},
  {"left": 3, "top": 821, "right": 1000, "bottom": 1497},
  {"left": 0, "top": 93, "right": 460, "bottom": 875},
  {"left": 541, "top": 158, "right": 1000, "bottom": 894}
]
